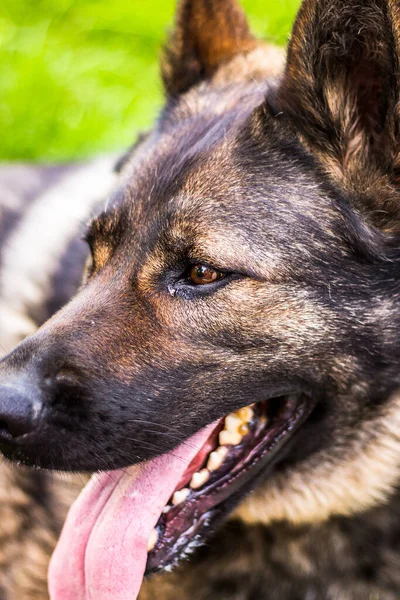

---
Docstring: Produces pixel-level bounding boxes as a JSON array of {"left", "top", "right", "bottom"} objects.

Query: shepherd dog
[{"left": 1, "top": 0, "right": 400, "bottom": 597}]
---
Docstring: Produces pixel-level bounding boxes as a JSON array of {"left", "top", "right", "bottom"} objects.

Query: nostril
[
  {"left": 0, "top": 420, "right": 11, "bottom": 438},
  {"left": 0, "top": 384, "right": 43, "bottom": 440},
  {"left": 0, "top": 413, "right": 37, "bottom": 438}
]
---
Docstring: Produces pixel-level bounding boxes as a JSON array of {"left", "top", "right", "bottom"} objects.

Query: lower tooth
[
  {"left": 216, "top": 446, "right": 229, "bottom": 458},
  {"left": 147, "top": 528, "right": 158, "bottom": 552},
  {"left": 190, "top": 468, "right": 210, "bottom": 489},
  {"left": 172, "top": 488, "right": 190, "bottom": 505},
  {"left": 207, "top": 450, "right": 224, "bottom": 472},
  {"left": 207, "top": 445, "right": 229, "bottom": 471}
]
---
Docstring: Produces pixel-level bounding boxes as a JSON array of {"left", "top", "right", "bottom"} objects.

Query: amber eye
[{"left": 189, "top": 264, "right": 225, "bottom": 285}]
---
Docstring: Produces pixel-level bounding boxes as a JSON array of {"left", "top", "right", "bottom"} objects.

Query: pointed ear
[
  {"left": 162, "top": 0, "right": 256, "bottom": 96},
  {"left": 277, "top": 0, "right": 400, "bottom": 224}
]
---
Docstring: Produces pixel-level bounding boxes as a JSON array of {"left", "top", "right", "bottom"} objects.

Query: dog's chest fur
[{"left": 2, "top": 468, "right": 400, "bottom": 600}]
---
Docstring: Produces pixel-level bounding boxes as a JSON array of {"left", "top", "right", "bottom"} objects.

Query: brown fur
[
  {"left": 2, "top": 0, "right": 400, "bottom": 598},
  {"left": 162, "top": 0, "right": 258, "bottom": 95},
  {"left": 236, "top": 392, "right": 400, "bottom": 525},
  {"left": 277, "top": 0, "right": 400, "bottom": 231},
  {"left": 0, "top": 467, "right": 83, "bottom": 599}
]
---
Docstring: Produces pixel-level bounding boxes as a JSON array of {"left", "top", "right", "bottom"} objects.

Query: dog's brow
[
  {"left": 85, "top": 208, "right": 123, "bottom": 247},
  {"left": 152, "top": 225, "right": 264, "bottom": 277}
]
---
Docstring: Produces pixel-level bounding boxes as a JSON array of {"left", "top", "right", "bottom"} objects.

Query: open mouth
[
  {"left": 49, "top": 392, "right": 312, "bottom": 599},
  {"left": 146, "top": 393, "right": 310, "bottom": 573}
]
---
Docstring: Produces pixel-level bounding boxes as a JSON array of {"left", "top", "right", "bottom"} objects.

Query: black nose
[{"left": 0, "top": 382, "right": 43, "bottom": 440}]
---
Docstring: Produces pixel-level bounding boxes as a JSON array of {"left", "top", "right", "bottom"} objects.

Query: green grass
[{"left": 0, "top": 0, "right": 300, "bottom": 161}]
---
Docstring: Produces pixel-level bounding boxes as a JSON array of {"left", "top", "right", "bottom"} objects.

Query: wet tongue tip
[{"left": 49, "top": 422, "right": 219, "bottom": 600}]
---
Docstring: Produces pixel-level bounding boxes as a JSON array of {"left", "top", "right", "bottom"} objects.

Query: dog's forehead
[
  {"left": 93, "top": 83, "right": 343, "bottom": 266},
  {"left": 98, "top": 87, "right": 258, "bottom": 219},
  {"left": 118, "top": 81, "right": 268, "bottom": 195}
]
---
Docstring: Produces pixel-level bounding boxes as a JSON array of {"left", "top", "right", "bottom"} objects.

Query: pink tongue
[{"left": 48, "top": 423, "right": 217, "bottom": 600}]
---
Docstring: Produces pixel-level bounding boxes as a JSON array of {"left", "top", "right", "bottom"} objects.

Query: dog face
[{"left": 3, "top": 0, "right": 400, "bottom": 573}]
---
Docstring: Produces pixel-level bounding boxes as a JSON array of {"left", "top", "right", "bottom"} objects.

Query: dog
[{"left": 1, "top": 0, "right": 400, "bottom": 597}]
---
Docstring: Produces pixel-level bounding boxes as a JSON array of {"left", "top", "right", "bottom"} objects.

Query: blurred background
[{"left": 1, "top": 0, "right": 301, "bottom": 162}]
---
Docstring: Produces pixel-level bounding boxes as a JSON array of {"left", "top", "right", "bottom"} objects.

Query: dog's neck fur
[{"left": 141, "top": 487, "right": 400, "bottom": 600}]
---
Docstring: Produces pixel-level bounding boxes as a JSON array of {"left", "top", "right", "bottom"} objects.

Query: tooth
[
  {"left": 207, "top": 450, "right": 225, "bottom": 472},
  {"left": 172, "top": 488, "right": 190, "bottom": 505},
  {"left": 216, "top": 446, "right": 229, "bottom": 458},
  {"left": 219, "top": 429, "right": 242, "bottom": 446},
  {"left": 236, "top": 406, "right": 254, "bottom": 423},
  {"left": 255, "top": 415, "right": 268, "bottom": 435},
  {"left": 162, "top": 505, "right": 171, "bottom": 514},
  {"left": 238, "top": 423, "right": 249, "bottom": 436},
  {"left": 224, "top": 414, "right": 243, "bottom": 432},
  {"left": 147, "top": 528, "right": 158, "bottom": 552},
  {"left": 190, "top": 469, "right": 210, "bottom": 489}
]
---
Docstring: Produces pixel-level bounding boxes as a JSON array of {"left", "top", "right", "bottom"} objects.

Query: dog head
[{"left": 2, "top": 0, "right": 400, "bottom": 577}]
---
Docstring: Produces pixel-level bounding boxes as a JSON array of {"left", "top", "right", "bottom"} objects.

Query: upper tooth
[
  {"left": 190, "top": 469, "right": 209, "bottom": 489},
  {"left": 224, "top": 414, "right": 243, "bottom": 432},
  {"left": 238, "top": 423, "right": 249, "bottom": 436},
  {"left": 236, "top": 406, "right": 254, "bottom": 423},
  {"left": 172, "top": 488, "right": 190, "bottom": 505},
  {"left": 147, "top": 528, "right": 158, "bottom": 552},
  {"left": 219, "top": 429, "right": 242, "bottom": 446}
]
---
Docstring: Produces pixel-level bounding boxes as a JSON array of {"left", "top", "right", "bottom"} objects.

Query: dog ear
[
  {"left": 277, "top": 0, "right": 400, "bottom": 227},
  {"left": 162, "top": 0, "right": 256, "bottom": 96}
]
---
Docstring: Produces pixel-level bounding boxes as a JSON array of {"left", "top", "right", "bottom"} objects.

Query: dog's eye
[{"left": 189, "top": 264, "right": 225, "bottom": 285}]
